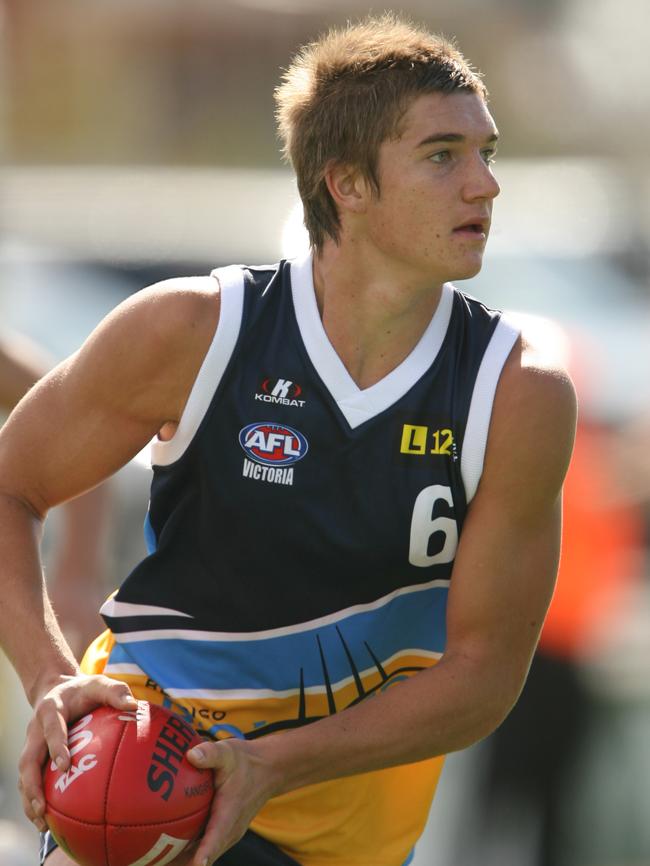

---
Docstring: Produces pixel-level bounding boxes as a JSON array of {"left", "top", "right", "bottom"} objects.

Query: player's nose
[{"left": 463, "top": 157, "right": 500, "bottom": 202}]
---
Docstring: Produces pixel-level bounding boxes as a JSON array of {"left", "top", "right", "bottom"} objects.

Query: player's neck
[{"left": 311, "top": 243, "right": 444, "bottom": 390}]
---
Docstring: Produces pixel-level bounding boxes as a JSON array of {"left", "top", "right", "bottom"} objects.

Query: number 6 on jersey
[{"left": 409, "top": 485, "right": 458, "bottom": 567}]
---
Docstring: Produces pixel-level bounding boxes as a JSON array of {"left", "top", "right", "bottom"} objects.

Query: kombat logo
[
  {"left": 255, "top": 377, "right": 305, "bottom": 407},
  {"left": 239, "top": 421, "right": 309, "bottom": 486}
]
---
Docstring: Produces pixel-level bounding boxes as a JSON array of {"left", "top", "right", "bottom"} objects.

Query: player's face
[{"left": 366, "top": 90, "right": 500, "bottom": 284}]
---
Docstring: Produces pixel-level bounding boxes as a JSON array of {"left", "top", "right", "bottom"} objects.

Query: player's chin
[{"left": 448, "top": 255, "right": 485, "bottom": 282}]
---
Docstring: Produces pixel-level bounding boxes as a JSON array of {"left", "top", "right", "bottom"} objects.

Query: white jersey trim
[
  {"left": 100, "top": 598, "right": 194, "bottom": 619},
  {"left": 109, "top": 577, "right": 451, "bottom": 644},
  {"left": 103, "top": 663, "right": 147, "bottom": 676},
  {"left": 461, "top": 316, "right": 520, "bottom": 503},
  {"left": 128, "top": 649, "right": 443, "bottom": 703},
  {"left": 290, "top": 251, "right": 454, "bottom": 429},
  {"left": 151, "top": 266, "right": 245, "bottom": 467}
]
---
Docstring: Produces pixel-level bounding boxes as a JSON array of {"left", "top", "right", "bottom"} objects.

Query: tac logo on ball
[
  {"left": 239, "top": 421, "right": 308, "bottom": 466},
  {"left": 43, "top": 703, "right": 214, "bottom": 866}
]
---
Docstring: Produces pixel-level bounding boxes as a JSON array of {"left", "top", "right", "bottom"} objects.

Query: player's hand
[
  {"left": 185, "top": 737, "right": 280, "bottom": 866},
  {"left": 18, "top": 673, "right": 138, "bottom": 833}
]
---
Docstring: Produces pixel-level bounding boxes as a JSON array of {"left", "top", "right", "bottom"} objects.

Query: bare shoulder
[
  {"left": 481, "top": 319, "right": 578, "bottom": 509},
  {"left": 498, "top": 322, "right": 577, "bottom": 424},
  {"left": 69, "top": 275, "right": 221, "bottom": 418},
  {"left": 0, "top": 274, "right": 225, "bottom": 512},
  {"left": 101, "top": 275, "right": 221, "bottom": 356}
]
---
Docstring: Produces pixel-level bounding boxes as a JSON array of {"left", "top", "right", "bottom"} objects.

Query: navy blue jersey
[{"left": 94, "top": 252, "right": 518, "bottom": 865}]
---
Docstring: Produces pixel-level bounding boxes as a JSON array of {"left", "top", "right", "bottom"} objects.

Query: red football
[{"left": 43, "top": 702, "right": 214, "bottom": 866}]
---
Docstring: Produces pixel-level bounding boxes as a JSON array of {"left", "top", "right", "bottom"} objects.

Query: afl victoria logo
[{"left": 239, "top": 422, "right": 308, "bottom": 466}]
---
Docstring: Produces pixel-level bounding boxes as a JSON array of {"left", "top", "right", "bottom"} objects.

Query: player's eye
[
  {"left": 428, "top": 150, "right": 451, "bottom": 164},
  {"left": 481, "top": 148, "right": 497, "bottom": 165}
]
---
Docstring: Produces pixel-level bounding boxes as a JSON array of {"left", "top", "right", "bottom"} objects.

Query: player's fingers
[
  {"left": 191, "top": 797, "right": 245, "bottom": 866},
  {"left": 186, "top": 743, "right": 240, "bottom": 863},
  {"left": 187, "top": 740, "right": 237, "bottom": 779},
  {"left": 35, "top": 693, "right": 71, "bottom": 770},
  {"left": 17, "top": 724, "right": 49, "bottom": 832},
  {"left": 77, "top": 675, "right": 138, "bottom": 713},
  {"left": 167, "top": 840, "right": 197, "bottom": 866}
]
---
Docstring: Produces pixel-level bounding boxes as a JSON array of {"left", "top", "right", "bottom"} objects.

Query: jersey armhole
[
  {"left": 460, "top": 316, "right": 520, "bottom": 503},
  {"left": 150, "top": 265, "right": 245, "bottom": 467}
]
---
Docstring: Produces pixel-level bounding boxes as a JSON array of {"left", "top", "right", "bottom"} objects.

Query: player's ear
[{"left": 323, "top": 161, "right": 370, "bottom": 215}]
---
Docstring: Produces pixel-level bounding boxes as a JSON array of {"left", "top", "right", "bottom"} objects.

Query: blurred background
[{"left": 1, "top": 0, "right": 649, "bottom": 864}]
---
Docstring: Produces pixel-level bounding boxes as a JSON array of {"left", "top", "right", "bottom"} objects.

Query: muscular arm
[
  {"left": 0, "top": 331, "right": 53, "bottom": 408},
  {"left": 0, "top": 331, "right": 111, "bottom": 660},
  {"left": 0, "top": 278, "right": 220, "bottom": 826},
  {"left": 186, "top": 335, "right": 577, "bottom": 865}
]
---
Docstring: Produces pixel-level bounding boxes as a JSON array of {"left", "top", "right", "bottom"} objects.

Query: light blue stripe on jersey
[
  {"left": 107, "top": 584, "right": 448, "bottom": 693},
  {"left": 143, "top": 511, "right": 157, "bottom": 555},
  {"left": 402, "top": 850, "right": 415, "bottom": 866}
]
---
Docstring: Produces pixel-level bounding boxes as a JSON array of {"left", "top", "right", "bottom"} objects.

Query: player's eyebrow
[{"left": 416, "top": 132, "right": 499, "bottom": 148}]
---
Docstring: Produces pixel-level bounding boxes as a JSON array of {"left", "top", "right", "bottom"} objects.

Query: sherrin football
[{"left": 43, "top": 702, "right": 214, "bottom": 866}]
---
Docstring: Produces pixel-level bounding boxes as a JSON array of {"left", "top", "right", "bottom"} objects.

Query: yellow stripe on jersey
[{"left": 81, "top": 630, "right": 444, "bottom": 866}]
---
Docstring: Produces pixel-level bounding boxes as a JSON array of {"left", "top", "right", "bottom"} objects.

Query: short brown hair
[{"left": 275, "top": 13, "right": 487, "bottom": 252}]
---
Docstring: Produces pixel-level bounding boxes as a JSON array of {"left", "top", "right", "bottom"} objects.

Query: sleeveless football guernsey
[{"left": 83, "top": 251, "right": 519, "bottom": 866}]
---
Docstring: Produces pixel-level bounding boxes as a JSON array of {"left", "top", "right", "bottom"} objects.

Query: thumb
[{"left": 187, "top": 740, "right": 237, "bottom": 774}]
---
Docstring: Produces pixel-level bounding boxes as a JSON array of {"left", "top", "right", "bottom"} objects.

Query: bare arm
[
  {"left": 184, "top": 335, "right": 577, "bottom": 865},
  {"left": 0, "top": 330, "right": 111, "bottom": 659},
  {"left": 0, "top": 278, "right": 220, "bottom": 827},
  {"left": 0, "top": 331, "right": 53, "bottom": 407}
]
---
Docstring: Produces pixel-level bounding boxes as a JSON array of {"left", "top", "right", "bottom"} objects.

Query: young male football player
[{"left": 0, "top": 14, "right": 576, "bottom": 866}]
